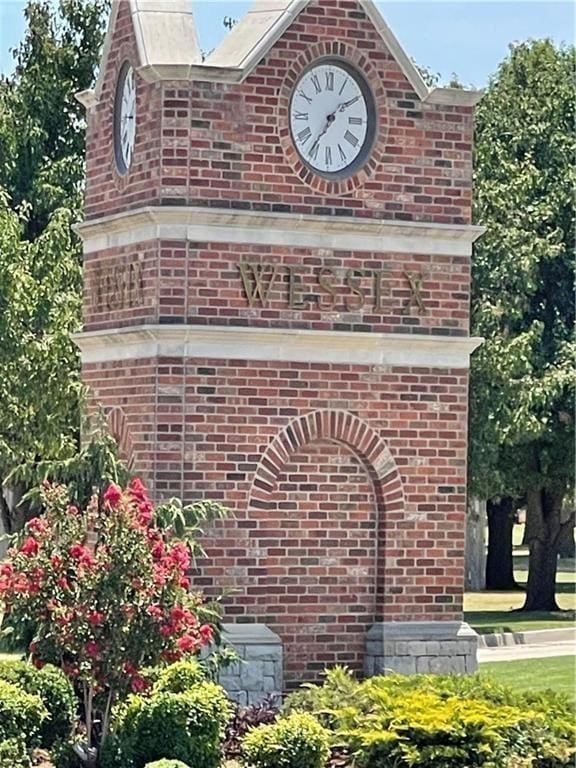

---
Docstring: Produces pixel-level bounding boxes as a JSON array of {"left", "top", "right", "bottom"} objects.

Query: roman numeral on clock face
[
  {"left": 325, "top": 71, "right": 334, "bottom": 91},
  {"left": 344, "top": 130, "right": 359, "bottom": 147},
  {"left": 349, "top": 116, "right": 363, "bottom": 125},
  {"left": 311, "top": 74, "right": 322, "bottom": 94},
  {"left": 325, "top": 145, "right": 332, "bottom": 167},
  {"left": 294, "top": 111, "right": 309, "bottom": 121},
  {"left": 298, "top": 89, "right": 312, "bottom": 104},
  {"left": 297, "top": 126, "right": 312, "bottom": 144}
]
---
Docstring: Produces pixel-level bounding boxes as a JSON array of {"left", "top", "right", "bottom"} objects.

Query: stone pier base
[
  {"left": 365, "top": 621, "right": 478, "bottom": 676},
  {"left": 218, "top": 624, "right": 283, "bottom": 705}
]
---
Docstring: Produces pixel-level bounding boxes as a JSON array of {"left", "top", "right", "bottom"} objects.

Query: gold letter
[
  {"left": 317, "top": 267, "right": 337, "bottom": 310},
  {"left": 373, "top": 269, "right": 391, "bottom": 311},
  {"left": 345, "top": 268, "right": 366, "bottom": 311},
  {"left": 238, "top": 263, "right": 279, "bottom": 308},
  {"left": 403, "top": 271, "right": 427, "bottom": 315},
  {"left": 287, "top": 266, "right": 307, "bottom": 309}
]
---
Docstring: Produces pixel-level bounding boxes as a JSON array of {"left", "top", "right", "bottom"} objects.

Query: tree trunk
[
  {"left": 557, "top": 520, "right": 576, "bottom": 558},
  {"left": 485, "top": 497, "right": 519, "bottom": 590},
  {"left": 521, "top": 486, "right": 569, "bottom": 612}
]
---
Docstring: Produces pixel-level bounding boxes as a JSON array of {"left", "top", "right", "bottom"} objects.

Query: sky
[{"left": 0, "top": 0, "right": 574, "bottom": 86}]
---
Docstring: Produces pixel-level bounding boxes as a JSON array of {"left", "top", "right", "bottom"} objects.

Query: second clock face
[
  {"left": 114, "top": 62, "right": 136, "bottom": 174},
  {"left": 289, "top": 60, "right": 374, "bottom": 177}
]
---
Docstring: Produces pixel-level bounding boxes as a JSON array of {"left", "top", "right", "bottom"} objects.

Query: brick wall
[
  {"left": 83, "top": 238, "right": 469, "bottom": 334},
  {"left": 86, "top": 355, "right": 468, "bottom": 682},
  {"left": 85, "top": 0, "right": 473, "bottom": 225}
]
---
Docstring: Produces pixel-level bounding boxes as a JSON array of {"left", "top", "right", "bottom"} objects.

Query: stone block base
[
  {"left": 365, "top": 621, "right": 478, "bottom": 676},
  {"left": 218, "top": 623, "right": 283, "bottom": 705}
]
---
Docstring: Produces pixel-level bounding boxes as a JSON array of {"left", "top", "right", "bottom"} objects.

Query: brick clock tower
[{"left": 76, "top": 0, "right": 483, "bottom": 695}]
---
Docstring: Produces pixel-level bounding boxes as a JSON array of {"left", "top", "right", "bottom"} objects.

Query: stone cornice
[
  {"left": 74, "top": 324, "right": 483, "bottom": 368},
  {"left": 75, "top": 206, "right": 485, "bottom": 257}
]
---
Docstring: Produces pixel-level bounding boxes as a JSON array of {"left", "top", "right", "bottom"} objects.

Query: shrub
[
  {"left": 152, "top": 659, "right": 206, "bottom": 694},
  {"left": 0, "top": 737, "right": 31, "bottom": 768},
  {"left": 241, "top": 711, "right": 331, "bottom": 768},
  {"left": 0, "top": 660, "right": 76, "bottom": 747},
  {"left": 285, "top": 670, "right": 576, "bottom": 768},
  {"left": 0, "top": 679, "right": 47, "bottom": 748},
  {"left": 144, "top": 761, "right": 190, "bottom": 768},
  {"left": 109, "top": 681, "right": 231, "bottom": 768}
]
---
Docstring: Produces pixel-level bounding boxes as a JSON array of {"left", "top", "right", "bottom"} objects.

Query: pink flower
[
  {"left": 85, "top": 641, "right": 100, "bottom": 659},
  {"left": 168, "top": 542, "right": 190, "bottom": 571},
  {"left": 151, "top": 540, "right": 165, "bottom": 560},
  {"left": 131, "top": 675, "right": 149, "bottom": 693},
  {"left": 32, "top": 656, "right": 45, "bottom": 670},
  {"left": 146, "top": 604, "right": 163, "bottom": 620},
  {"left": 27, "top": 517, "right": 48, "bottom": 535},
  {"left": 20, "top": 537, "right": 39, "bottom": 557},
  {"left": 103, "top": 483, "right": 122, "bottom": 509},
  {"left": 137, "top": 500, "right": 153, "bottom": 526},
  {"left": 177, "top": 634, "right": 198, "bottom": 654},
  {"left": 160, "top": 623, "right": 173, "bottom": 638},
  {"left": 199, "top": 624, "right": 214, "bottom": 644},
  {"left": 57, "top": 577, "right": 69, "bottom": 591},
  {"left": 128, "top": 478, "right": 147, "bottom": 501},
  {"left": 123, "top": 662, "right": 138, "bottom": 677},
  {"left": 88, "top": 611, "right": 104, "bottom": 627},
  {"left": 67, "top": 504, "right": 79, "bottom": 516},
  {"left": 180, "top": 577, "right": 190, "bottom": 590}
]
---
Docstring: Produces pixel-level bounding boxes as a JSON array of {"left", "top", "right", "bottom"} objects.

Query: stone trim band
[
  {"left": 74, "top": 324, "right": 483, "bottom": 368},
  {"left": 75, "top": 206, "right": 485, "bottom": 257}
]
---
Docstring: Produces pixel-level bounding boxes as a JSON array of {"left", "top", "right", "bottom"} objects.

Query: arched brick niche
[{"left": 246, "top": 409, "right": 405, "bottom": 684}]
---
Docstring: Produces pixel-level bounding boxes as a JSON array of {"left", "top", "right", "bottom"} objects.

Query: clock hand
[
  {"left": 337, "top": 95, "right": 361, "bottom": 112},
  {"left": 309, "top": 111, "right": 337, "bottom": 155}
]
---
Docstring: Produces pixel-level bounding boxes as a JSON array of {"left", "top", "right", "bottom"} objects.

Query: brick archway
[
  {"left": 245, "top": 409, "right": 406, "bottom": 683},
  {"left": 249, "top": 409, "right": 405, "bottom": 513}
]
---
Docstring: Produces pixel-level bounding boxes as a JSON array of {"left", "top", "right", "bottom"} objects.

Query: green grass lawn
[
  {"left": 480, "top": 655, "right": 576, "bottom": 701},
  {"left": 464, "top": 525, "right": 575, "bottom": 634}
]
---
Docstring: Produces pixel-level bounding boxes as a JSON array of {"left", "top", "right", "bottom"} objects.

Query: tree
[
  {"left": 0, "top": 194, "right": 82, "bottom": 534},
  {"left": 0, "top": 0, "right": 109, "bottom": 236},
  {"left": 0, "top": 0, "right": 109, "bottom": 530},
  {"left": 470, "top": 40, "right": 575, "bottom": 610}
]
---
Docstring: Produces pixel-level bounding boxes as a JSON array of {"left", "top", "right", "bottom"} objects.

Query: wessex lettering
[{"left": 237, "top": 262, "right": 426, "bottom": 314}]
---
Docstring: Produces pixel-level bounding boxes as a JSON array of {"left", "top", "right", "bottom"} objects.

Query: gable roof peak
[{"left": 205, "top": 0, "right": 482, "bottom": 106}]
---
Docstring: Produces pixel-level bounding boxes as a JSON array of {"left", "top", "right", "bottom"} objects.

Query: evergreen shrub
[
  {"left": 104, "top": 680, "right": 230, "bottom": 768},
  {"left": 241, "top": 711, "right": 330, "bottom": 768},
  {"left": 284, "top": 668, "right": 576, "bottom": 768},
  {"left": 0, "top": 679, "right": 46, "bottom": 748},
  {"left": 0, "top": 660, "right": 76, "bottom": 747}
]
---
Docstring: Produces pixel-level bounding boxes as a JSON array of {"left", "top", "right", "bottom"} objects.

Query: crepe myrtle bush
[{"left": 0, "top": 478, "right": 228, "bottom": 757}]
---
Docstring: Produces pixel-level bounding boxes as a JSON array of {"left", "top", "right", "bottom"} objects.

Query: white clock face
[
  {"left": 289, "top": 60, "right": 374, "bottom": 176},
  {"left": 114, "top": 63, "right": 136, "bottom": 174}
]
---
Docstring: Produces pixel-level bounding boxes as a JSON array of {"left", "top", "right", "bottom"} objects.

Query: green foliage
[
  {"left": 9, "top": 414, "right": 131, "bottom": 510},
  {"left": 0, "top": 678, "right": 47, "bottom": 748},
  {"left": 152, "top": 659, "right": 206, "bottom": 694},
  {"left": 0, "top": 193, "right": 82, "bottom": 531},
  {"left": 144, "top": 761, "right": 190, "bottom": 768},
  {"left": 470, "top": 40, "right": 575, "bottom": 500},
  {"left": 154, "top": 497, "right": 230, "bottom": 563},
  {"left": 108, "top": 681, "right": 231, "bottom": 768},
  {"left": 0, "top": 0, "right": 109, "bottom": 234},
  {"left": 285, "top": 670, "right": 576, "bottom": 768},
  {"left": 241, "top": 711, "right": 331, "bottom": 768},
  {"left": 0, "top": 660, "right": 76, "bottom": 748},
  {"left": 0, "top": 737, "right": 31, "bottom": 768}
]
